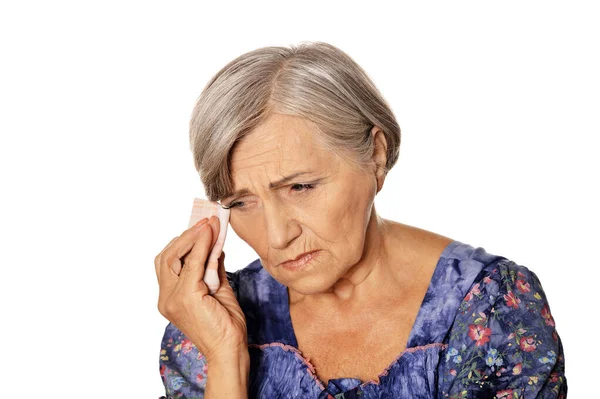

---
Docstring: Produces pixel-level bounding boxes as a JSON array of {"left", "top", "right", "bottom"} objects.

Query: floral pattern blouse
[{"left": 158, "top": 240, "right": 567, "bottom": 398}]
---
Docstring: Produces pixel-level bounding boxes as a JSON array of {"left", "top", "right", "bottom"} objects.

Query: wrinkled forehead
[{"left": 229, "top": 115, "right": 336, "bottom": 179}]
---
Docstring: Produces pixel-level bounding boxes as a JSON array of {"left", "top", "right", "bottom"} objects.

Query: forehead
[{"left": 230, "top": 113, "right": 335, "bottom": 176}]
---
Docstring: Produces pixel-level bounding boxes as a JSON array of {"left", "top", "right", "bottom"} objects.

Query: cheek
[
  {"left": 311, "top": 182, "right": 373, "bottom": 255},
  {"left": 230, "top": 216, "right": 268, "bottom": 255},
  {"left": 331, "top": 178, "right": 373, "bottom": 229}
]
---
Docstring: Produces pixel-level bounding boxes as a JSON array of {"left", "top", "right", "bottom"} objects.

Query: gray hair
[{"left": 189, "top": 41, "right": 401, "bottom": 202}]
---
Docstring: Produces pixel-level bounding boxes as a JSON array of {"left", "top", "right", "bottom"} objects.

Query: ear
[{"left": 370, "top": 126, "right": 388, "bottom": 193}]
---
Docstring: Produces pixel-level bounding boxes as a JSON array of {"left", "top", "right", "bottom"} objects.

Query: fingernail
[{"left": 193, "top": 217, "right": 209, "bottom": 228}]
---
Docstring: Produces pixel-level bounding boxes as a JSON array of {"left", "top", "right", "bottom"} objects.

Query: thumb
[
  {"left": 217, "top": 250, "right": 227, "bottom": 283},
  {"left": 214, "top": 250, "right": 236, "bottom": 296}
]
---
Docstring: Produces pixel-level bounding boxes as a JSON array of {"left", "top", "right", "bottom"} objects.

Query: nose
[{"left": 263, "top": 200, "right": 301, "bottom": 250}]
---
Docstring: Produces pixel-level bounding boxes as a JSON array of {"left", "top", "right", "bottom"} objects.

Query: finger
[
  {"left": 176, "top": 218, "right": 215, "bottom": 294},
  {"left": 170, "top": 217, "right": 211, "bottom": 277},
  {"left": 155, "top": 236, "right": 179, "bottom": 284},
  {"left": 176, "top": 217, "right": 219, "bottom": 294},
  {"left": 161, "top": 218, "right": 210, "bottom": 285}
]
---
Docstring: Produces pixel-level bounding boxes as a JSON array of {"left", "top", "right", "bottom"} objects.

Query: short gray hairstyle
[{"left": 189, "top": 41, "right": 401, "bottom": 202}]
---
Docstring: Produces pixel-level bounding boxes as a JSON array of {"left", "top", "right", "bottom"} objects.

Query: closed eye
[
  {"left": 223, "top": 182, "right": 317, "bottom": 210},
  {"left": 290, "top": 183, "right": 315, "bottom": 192},
  {"left": 222, "top": 200, "right": 243, "bottom": 210}
]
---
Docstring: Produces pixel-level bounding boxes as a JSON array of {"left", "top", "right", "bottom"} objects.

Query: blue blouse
[{"left": 158, "top": 240, "right": 567, "bottom": 398}]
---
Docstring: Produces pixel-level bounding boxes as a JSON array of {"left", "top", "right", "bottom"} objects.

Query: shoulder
[
  {"left": 224, "top": 258, "right": 266, "bottom": 301},
  {"left": 439, "top": 255, "right": 567, "bottom": 397},
  {"left": 461, "top": 258, "right": 558, "bottom": 338},
  {"left": 410, "top": 240, "right": 508, "bottom": 345}
]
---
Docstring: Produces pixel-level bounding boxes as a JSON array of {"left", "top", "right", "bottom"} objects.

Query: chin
[{"left": 290, "top": 270, "right": 345, "bottom": 296}]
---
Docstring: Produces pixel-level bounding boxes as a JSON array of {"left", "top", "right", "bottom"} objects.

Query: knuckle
[
  {"left": 164, "top": 300, "right": 179, "bottom": 316},
  {"left": 163, "top": 253, "right": 178, "bottom": 268},
  {"left": 156, "top": 236, "right": 180, "bottom": 265}
]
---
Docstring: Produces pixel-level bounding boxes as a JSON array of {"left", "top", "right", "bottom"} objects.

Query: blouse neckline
[{"left": 276, "top": 239, "right": 463, "bottom": 390}]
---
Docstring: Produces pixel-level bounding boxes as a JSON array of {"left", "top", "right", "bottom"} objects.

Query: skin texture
[
  {"left": 224, "top": 113, "right": 453, "bottom": 383},
  {"left": 224, "top": 113, "right": 387, "bottom": 304}
]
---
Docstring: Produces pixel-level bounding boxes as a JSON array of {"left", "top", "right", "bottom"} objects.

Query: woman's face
[{"left": 224, "top": 113, "right": 381, "bottom": 295}]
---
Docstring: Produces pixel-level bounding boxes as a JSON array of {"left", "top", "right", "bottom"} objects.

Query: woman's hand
[{"left": 155, "top": 216, "right": 248, "bottom": 363}]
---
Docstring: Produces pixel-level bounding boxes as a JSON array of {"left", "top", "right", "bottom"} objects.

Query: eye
[
  {"left": 290, "top": 183, "right": 315, "bottom": 192},
  {"left": 223, "top": 183, "right": 316, "bottom": 210},
  {"left": 222, "top": 200, "right": 245, "bottom": 210}
]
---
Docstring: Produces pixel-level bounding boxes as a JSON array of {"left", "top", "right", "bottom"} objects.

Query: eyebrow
[{"left": 222, "top": 171, "right": 314, "bottom": 201}]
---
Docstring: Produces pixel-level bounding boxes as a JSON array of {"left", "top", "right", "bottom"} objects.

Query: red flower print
[
  {"left": 504, "top": 290, "right": 521, "bottom": 309},
  {"left": 519, "top": 336, "right": 537, "bottom": 352},
  {"left": 196, "top": 373, "right": 204, "bottom": 383},
  {"left": 541, "top": 304, "right": 555, "bottom": 326},
  {"left": 160, "top": 364, "right": 166, "bottom": 377},
  {"left": 450, "top": 369, "right": 457, "bottom": 376},
  {"left": 464, "top": 283, "right": 481, "bottom": 302},
  {"left": 468, "top": 324, "right": 492, "bottom": 346},
  {"left": 496, "top": 389, "right": 513, "bottom": 398},
  {"left": 512, "top": 362, "right": 522, "bottom": 375},
  {"left": 483, "top": 276, "right": 492, "bottom": 284},
  {"left": 516, "top": 279, "right": 531, "bottom": 293},
  {"left": 181, "top": 338, "right": 195, "bottom": 354}
]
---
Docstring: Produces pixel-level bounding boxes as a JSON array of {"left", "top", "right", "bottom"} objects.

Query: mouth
[{"left": 279, "top": 250, "right": 320, "bottom": 270}]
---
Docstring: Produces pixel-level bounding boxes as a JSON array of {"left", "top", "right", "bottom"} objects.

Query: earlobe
[
  {"left": 376, "top": 170, "right": 386, "bottom": 194},
  {"left": 370, "top": 126, "right": 388, "bottom": 193}
]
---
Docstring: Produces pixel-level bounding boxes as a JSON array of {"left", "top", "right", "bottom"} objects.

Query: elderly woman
[{"left": 155, "top": 42, "right": 567, "bottom": 398}]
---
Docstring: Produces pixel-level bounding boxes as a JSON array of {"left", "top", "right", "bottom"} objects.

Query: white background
[{"left": 1, "top": 1, "right": 597, "bottom": 397}]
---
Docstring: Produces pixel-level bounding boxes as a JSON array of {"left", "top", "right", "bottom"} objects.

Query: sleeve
[
  {"left": 158, "top": 270, "right": 240, "bottom": 399},
  {"left": 438, "top": 259, "right": 567, "bottom": 398},
  {"left": 159, "top": 322, "right": 208, "bottom": 399}
]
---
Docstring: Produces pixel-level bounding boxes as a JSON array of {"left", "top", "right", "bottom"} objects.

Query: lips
[{"left": 279, "top": 250, "right": 320, "bottom": 267}]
